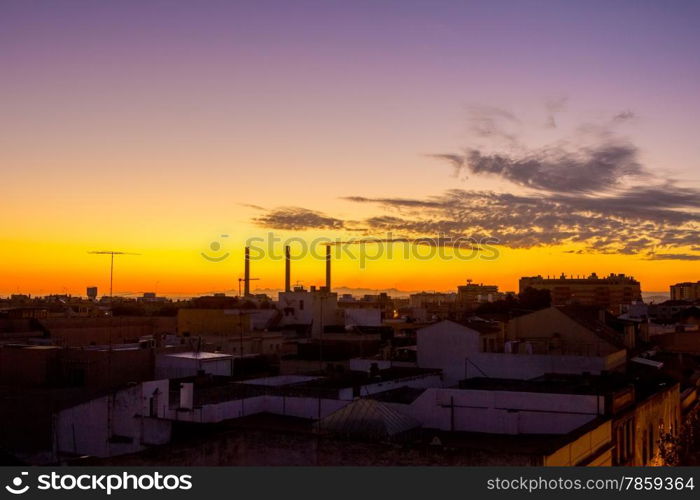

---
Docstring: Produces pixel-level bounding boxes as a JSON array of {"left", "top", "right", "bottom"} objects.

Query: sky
[{"left": 1, "top": 0, "right": 698, "bottom": 297}]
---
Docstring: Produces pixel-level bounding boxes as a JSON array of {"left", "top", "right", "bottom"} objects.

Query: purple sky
[{"left": 1, "top": 1, "right": 698, "bottom": 295}]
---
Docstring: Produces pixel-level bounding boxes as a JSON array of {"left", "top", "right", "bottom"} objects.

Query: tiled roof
[{"left": 317, "top": 398, "right": 420, "bottom": 439}]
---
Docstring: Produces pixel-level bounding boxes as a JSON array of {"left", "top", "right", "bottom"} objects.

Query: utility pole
[{"left": 88, "top": 250, "right": 140, "bottom": 299}]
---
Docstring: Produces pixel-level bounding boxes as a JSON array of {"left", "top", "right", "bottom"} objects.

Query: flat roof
[
  {"left": 367, "top": 387, "right": 426, "bottom": 404},
  {"left": 459, "top": 373, "right": 633, "bottom": 395},
  {"left": 240, "top": 375, "right": 322, "bottom": 387},
  {"left": 161, "top": 351, "right": 232, "bottom": 360},
  {"left": 420, "top": 416, "right": 610, "bottom": 456}
]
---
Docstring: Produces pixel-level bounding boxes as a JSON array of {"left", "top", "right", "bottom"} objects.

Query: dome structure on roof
[{"left": 317, "top": 398, "right": 420, "bottom": 441}]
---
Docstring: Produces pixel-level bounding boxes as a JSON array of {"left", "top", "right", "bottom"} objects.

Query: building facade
[
  {"left": 519, "top": 273, "right": 641, "bottom": 311},
  {"left": 670, "top": 281, "right": 700, "bottom": 301}
]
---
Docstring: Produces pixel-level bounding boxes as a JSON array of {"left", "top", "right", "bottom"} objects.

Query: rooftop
[
  {"left": 239, "top": 375, "right": 322, "bottom": 387},
  {"left": 161, "top": 351, "right": 232, "bottom": 360},
  {"left": 367, "top": 386, "right": 426, "bottom": 404},
  {"left": 459, "top": 373, "right": 633, "bottom": 396},
  {"left": 420, "top": 416, "right": 610, "bottom": 458},
  {"left": 170, "top": 367, "right": 440, "bottom": 406},
  {"left": 556, "top": 305, "right": 626, "bottom": 348}
]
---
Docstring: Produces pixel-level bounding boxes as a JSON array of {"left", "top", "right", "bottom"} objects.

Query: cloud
[
  {"left": 431, "top": 103, "right": 651, "bottom": 194},
  {"left": 612, "top": 110, "right": 636, "bottom": 122},
  {"left": 239, "top": 203, "right": 265, "bottom": 211},
  {"left": 645, "top": 253, "right": 700, "bottom": 261},
  {"left": 250, "top": 103, "right": 699, "bottom": 260},
  {"left": 425, "top": 153, "right": 465, "bottom": 175},
  {"left": 253, "top": 207, "right": 345, "bottom": 230},
  {"left": 466, "top": 105, "right": 520, "bottom": 143},
  {"left": 343, "top": 186, "right": 699, "bottom": 255},
  {"left": 545, "top": 96, "right": 568, "bottom": 128},
  {"left": 436, "top": 141, "right": 644, "bottom": 194}
]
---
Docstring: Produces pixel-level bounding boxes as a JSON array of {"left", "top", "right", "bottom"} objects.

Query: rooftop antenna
[
  {"left": 238, "top": 277, "right": 260, "bottom": 298},
  {"left": 88, "top": 250, "right": 140, "bottom": 300}
]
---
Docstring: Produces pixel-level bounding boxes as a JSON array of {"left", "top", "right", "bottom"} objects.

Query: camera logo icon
[
  {"left": 201, "top": 234, "right": 231, "bottom": 262},
  {"left": 5, "top": 472, "right": 29, "bottom": 495}
]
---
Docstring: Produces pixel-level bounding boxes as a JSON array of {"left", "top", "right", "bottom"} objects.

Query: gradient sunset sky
[{"left": 2, "top": 0, "right": 698, "bottom": 297}]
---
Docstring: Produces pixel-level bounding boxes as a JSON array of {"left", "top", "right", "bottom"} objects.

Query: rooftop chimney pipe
[
  {"left": 285, "top": 245, "right": 291, "bottom": 292},
  {"left": 244, "top": 246, "right": 250, "bottom": 297},
  {"left": 325, "top": 245, "right": 331, "bottom": 291}
]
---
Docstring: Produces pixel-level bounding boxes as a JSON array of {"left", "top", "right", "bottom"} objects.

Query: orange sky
[
  {"left": 2, "top": 2, "right": 698, "bottom": 298},
  {"left": 0, "top": 228, "right": 689, "bottom": 297}
]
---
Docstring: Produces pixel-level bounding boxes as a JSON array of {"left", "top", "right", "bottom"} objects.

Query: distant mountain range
[
  {"left": 62, "top": 288, "right": 671, "bottom": 302},
  {"left": 642, "top": 292, "right": 670, "bottom": 303}
]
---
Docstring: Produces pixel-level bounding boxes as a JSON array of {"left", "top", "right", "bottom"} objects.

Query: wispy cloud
[
  {"left": 239, "top": 203, "right": 266, "bottom": 211},
  {"left": 253, "top": 207, "right": 345, "bottom": 230},
  {"left": 645, "top": 253, "right": 700, "bottom": 261},
  {"left": 466, "top": 105, "right": 520, "bottom": 144},
  {"left": 344, "top": 186, "right": 699, "bottom": 254},
  {"left": 251, "top": 104, "right": 699, "bottom": 259},
  {"left": 460, "top": 141, "right": 642, "bottom": 193},
  {"left": 612, "top": 110, "right": 636, "bottom": 123},
  {"left": 545, "top": 96, "right": 568, "bottom": 128}
]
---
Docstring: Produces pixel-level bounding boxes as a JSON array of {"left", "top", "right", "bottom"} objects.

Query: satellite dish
[{"left": 430, "top": 436, "right": 442, "bottom": 446}]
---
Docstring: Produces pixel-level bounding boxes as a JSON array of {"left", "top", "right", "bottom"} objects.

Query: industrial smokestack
[
  {"left": 285, "top": 245, "right": 291, "bottom": 292},
  {"left": 244, "top": 246, "right": 250, "bottom": 297},
  {"left": 325, "top": 245, "right": 331, "bottom": 291}
]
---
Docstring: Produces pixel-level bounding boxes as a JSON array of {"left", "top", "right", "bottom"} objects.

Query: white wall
[
  {"left": 278, "top": 290, "right": 337, "bottom": 329},
  {"left": 344, "top": 308, "right": 381, "bottom": 327},
  {"left": 155, "top": 355, "right": 232, "bottom": 379},
  {"left": 166, "top": 395, "right": 349, "bottom": 423},
  {"left": 417, "top": 321, "right": 480, "bottom": 386},
  {"left": 56, "top": 381, "right": 172, "bottom": 458},
  {"left": 402, "top": 387, "right": 604, "bottom": 435},
  {"left": 417, "top": 320, "right": 625, "bottom": 384},
  {"left": 465, "top": 351, "right": 623, "bottom": 379}
]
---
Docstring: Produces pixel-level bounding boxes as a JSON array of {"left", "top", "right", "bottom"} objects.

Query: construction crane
[
  {"left": 237, "top": 277, "right": 259, "bottom": 298},
  {"left": 88, "top": 250, "right": 140, "bottom": 299}
]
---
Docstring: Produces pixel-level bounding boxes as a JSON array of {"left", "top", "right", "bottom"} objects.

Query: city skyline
[{"left": 2, "top": 0, "right": 699, "bottom": 296}]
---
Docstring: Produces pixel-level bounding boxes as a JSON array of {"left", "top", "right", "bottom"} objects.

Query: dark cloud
[
  {"left": 254, "top": 185, "right": 698, "bottom": 256},
  {"left": 253, "top": 207, "right": 345, "bottom": 230},
  {"left": 343, "top": 186, "right": 699, "bottom": 255},
  {"left": 251, "top": 105, "right": 699, "bottom": 260},
  {"left": 612, "top": 110, "right": 636, "bottom": 122},
  {"left": 435, "top": 141, "right": 644, "bottom": 194},
  {"left": 646, "top": 253, "right": 700, "bottom": 261},
  {"left": 425, "top": 153, "right": 465, "bottom": 175},
  {"left": 343, "top": 196, "right": 445, "bottom": 209},
  {"left": 431, "top": 103, "right": 650, "bottom": 194},
  {"left": 239, "top": 203, "right": 265, "bottom": 211}
]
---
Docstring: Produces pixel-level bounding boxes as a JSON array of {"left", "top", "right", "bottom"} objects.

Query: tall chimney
[
  {"left": 325, "top": 245, "right": 331, "bottom": 291},
  {"left": 285, "top": 245, "right": 291, "bottom": 292},
  {"left": 244, "top": 246, "right": 250, "bottom": 297}
]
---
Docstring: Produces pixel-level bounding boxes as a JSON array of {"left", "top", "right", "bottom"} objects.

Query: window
[
  {"left": 616, "top": 426, "right": 625, "bottom": 464},
  {"left": 626, "top": 421, "right": 634, "bottom": 459},
  {"left": 615, "top": 419, "right": 635, "bottom": 465}
]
